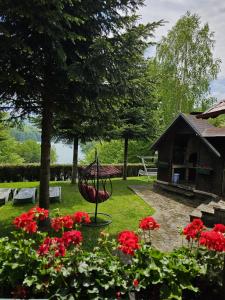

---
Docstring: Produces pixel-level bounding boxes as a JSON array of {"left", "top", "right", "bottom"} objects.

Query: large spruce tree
[{"left": 0, "top": 0, "right": 160, "bottom": 208}]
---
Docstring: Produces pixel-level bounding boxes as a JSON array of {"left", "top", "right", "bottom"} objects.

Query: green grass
[{"left": 0, "top": 177, "right": 154, "bottom": 249}]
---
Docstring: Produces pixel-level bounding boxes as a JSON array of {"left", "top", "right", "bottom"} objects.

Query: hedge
[{"left": 0, "top": 163, "right": 156, "bottom": 182}]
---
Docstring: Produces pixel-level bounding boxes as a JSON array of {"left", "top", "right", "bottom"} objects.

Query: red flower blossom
[
  {"left": 213, "top": 224, "right": 225, "bottom": 233},
  {"left": 183, "top": 219, "right": 205, "bottom": 241},
  {"left": 51, "top": 215, "right": 74, "bottom": 232},
  {"left": 13, "top": 207, "right": 49, "bottom": 234},
  {"left": 116, "top": 291, "right": 121, "bottom": 299},
  {"left": 73, "top": 211, "right": 91, "bottom": 224},
  {"left": 139, "top": 216, "right": 160, "bottom": 231},
  {"left": 38, "top": 237, "right": 66, "bottom": 257},
  {"left": 13, "top": 212, "right": 37, "bottom": 234},
  {"left": 62, "top": 230, "right": 83, "bottom": 247},
  {"left": 199, "top": 230, "right": 225, "bottom": 252},
  {"left": 118, "top": 230, "right": 140, "bottom": 256},
  {"left": 133, "top": 279, "right": 139, "bottom": 287},
  {"left": 28, "top": 207, "right": 49, "bottom": 221}
]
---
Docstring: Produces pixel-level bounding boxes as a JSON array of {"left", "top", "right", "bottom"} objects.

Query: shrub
[
  {"left": 0, "top": 163, "right": 153, "bottom": 182},
  {"left": 0, "top": 212, "right": 224, "bottom": 299}
]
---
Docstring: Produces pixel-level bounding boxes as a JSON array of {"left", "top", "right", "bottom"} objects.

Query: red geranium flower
[
  {"left": 62, "top": 230, "right": 83, "bottom": 247},
  {"left": 199, "top": 230, "right": 225, "bottom": 252},
  {"left": 13, "top": 212, "right": 37, "bottom": 234},
  {"left": 38, "top": 237, "right": 66, "bottom": 257},
  {"left": 118, "top": 230, "right": 140, "bottom": 256},
  {"left": 51, "top": 215, "right": 74, "bottom": 232},
  {"left": 139, "top": 216, "right": 160, "bottom": 231},
  {"left": 183, "top": 218, "right": 205, "bottom": 241},
  {"left": 13, "top": 207, "right": 49, "bottom": 234},
  {"left": 133, "top": 279, "right": 139, "bottom": 287},
  {"left": 28, "top": 207, "right": 49, "bottom": 221},
  {"left": 213, "top": 224, "right": 225, "bottom": 233},
  {"left": 73, "top": 211, "right": 91, "bottom": 224}
]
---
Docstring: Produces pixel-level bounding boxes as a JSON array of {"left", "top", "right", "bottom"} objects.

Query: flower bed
[{"left": 0, "top": 209, "right": 224, "bottom": 299}]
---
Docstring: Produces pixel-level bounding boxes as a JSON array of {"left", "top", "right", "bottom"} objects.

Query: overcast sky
[{"left": 138, "top": 0, "right": 225, "bottom": 100}]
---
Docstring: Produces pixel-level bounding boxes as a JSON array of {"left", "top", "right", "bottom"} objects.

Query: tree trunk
[
  {"left": 71, "top": 136, "right": 79, "bottom": 184},
  {"left": 39, "top": 100, "right": 53, "bottom": 209},
  {"left": 123, "top": 137, "right": 129, "bottom": 180}
]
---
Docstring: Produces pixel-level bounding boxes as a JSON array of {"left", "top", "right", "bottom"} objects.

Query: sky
[{"left": 138, "top": 0, "right": 225, "bottom": 100}]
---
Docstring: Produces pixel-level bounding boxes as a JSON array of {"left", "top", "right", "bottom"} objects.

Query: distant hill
[{"left": 10, "top": 125, "right": 41, "bottom": 142}]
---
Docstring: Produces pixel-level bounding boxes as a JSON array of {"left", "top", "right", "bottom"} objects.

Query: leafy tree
[
  {"left": 0, "top": 114, "right": 23, "bottom": 164},
  {"left": 17, "top": 140, "right": 57, "bottom": 164},
  {"left": 0, "top": 0, "right": 161, "bottom": 208},
  {"left": 53, "top": 108, "right": 114, "bottom": 183},
  {"left": 112, "top": 100, "right": 157, "bottom": 180},
  {"left": 153, "top": 12, "right": 221, "bottom": 127},
  {"left": 11, "top": 124, "right": 41, "bottom": 142},
  {"left": 0, "top": 139, "right": 24, "bottom": 164},
  {"left": 82, "top": 140, "right": 154, "bottom": 164}
]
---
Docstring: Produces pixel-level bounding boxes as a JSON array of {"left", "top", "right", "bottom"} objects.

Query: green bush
[
  {"left": 0, "top": 163, "right": 155, "bottom": 182},
  {"left": 1, "top": 209, "right": 224, "bottom": 299}
]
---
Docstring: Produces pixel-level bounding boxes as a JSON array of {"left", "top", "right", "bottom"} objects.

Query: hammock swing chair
[{"left": 78, "top": 151, "right": 120, "bottom": 226}]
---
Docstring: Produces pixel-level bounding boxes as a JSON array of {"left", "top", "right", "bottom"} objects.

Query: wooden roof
[
  {"left": 197, "top": 100, "right": 225, "bottom": 119},
  {"left": 184, "top": 114, "right": 215, "bottom": 135},
  {"left": 151, "top": 113, "right": 222, "bottom": 157}
]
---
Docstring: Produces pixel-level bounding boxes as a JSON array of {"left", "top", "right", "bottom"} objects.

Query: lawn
[{"left": 0, "top": 177, "right": 154, "bottom": 249}]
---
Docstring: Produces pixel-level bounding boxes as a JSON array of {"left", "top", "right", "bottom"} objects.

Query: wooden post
[{"left": 123, "top": 137, "right": 129, "bottom": 180}]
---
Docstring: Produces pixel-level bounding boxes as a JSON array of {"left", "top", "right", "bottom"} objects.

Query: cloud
[{"left": 139, "top": 0, "right": 225, "bottom": 99}]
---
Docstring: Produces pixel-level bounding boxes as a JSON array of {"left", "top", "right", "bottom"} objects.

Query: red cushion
[
  {"left": 98, "top": 190, "right": 110, "bottom": 201},
  {"left": 87, "top": 185, "right": 96, "bottom": 201}
]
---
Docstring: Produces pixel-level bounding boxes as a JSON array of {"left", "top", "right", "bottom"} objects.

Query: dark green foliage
[
  {"left": 152, "top": 12, "right": 221, "bottom": 127},
  {"left": 0, "top": 163, "right": 154, "bottom": 182},
  {"left": 0, "top": 0, "right": 162, "bottom": 207},
  {"left": 82, "top": 140, "right": 156, "bottom": 164},
  {"left": 0, "top": 231, "right": 208, "bottom": 300}
]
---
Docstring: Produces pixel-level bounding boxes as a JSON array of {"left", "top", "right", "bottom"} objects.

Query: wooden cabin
[{"left": 151, "top": 113, "right": 225, "bottom": 197}]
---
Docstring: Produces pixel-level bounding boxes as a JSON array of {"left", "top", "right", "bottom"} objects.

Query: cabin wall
[
  {"left": 155, "top": 117, "right": 225, "bottom": 196},
  {"left": 196, "top": 142, "right": 222, "bottom": 195},
  {"left": 207, "top": 138, "right": 225, "bottom": 195},
  {"left": 157, "top": 135, "right": 173, "bottom": 182}
]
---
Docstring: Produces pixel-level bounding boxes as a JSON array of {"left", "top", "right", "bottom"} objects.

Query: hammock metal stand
[{"left": 78, "top": 151, "right": 113, "bottom": 227}]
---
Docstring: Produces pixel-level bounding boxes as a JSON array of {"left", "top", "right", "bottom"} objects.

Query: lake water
[{"left": 52, "top": 142, "right": 84, "bottom": 164}]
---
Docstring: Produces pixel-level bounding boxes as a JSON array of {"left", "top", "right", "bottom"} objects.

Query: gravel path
[{"left": 129, "top": 185, "right": 203, "bottom": 252}]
